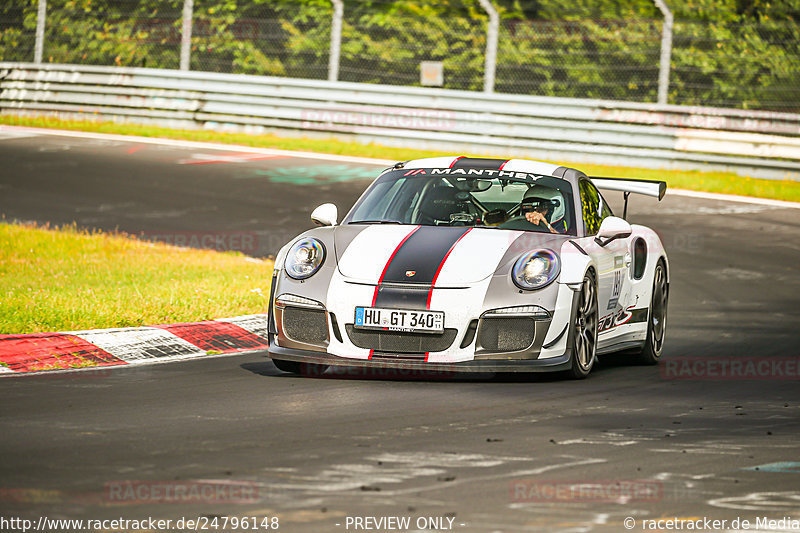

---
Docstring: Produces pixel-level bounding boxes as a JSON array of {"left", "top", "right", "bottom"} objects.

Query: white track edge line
[
  {"left": 0, "top": 125, "right": 395, "bottom": 166},
  {"left": 3, "top": 126, "right": 798, "bottom": 208},
  {"left": 669, "top": 188, "right": 800, "bottom": 209}
]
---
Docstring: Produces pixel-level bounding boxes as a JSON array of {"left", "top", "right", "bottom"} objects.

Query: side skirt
[{"left": 597, "top": 340, "right": 645, "bottom": 356}]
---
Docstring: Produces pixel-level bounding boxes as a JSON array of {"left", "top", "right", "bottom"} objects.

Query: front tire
[
  {"left": 566, "top": 272, "right": 598, "bottom": 379},
  {"left": 635, "top": 261, "right": 668, "bottom": 365}
]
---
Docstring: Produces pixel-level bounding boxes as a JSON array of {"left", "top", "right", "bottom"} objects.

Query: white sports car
[{"left": 267, "top": 157, "right": 668, "bottom": 379}]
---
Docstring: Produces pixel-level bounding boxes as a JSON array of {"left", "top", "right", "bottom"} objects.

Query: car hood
[{"left": 333, "top": 224, "right": 570, "bottom": 287}]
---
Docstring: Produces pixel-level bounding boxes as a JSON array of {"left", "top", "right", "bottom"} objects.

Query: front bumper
[
  {"left": 268, "top": 345, "right": 572, "bottom": 373},
  {"left": 269, "top": 264, "right": 576, "bottom": 371}
]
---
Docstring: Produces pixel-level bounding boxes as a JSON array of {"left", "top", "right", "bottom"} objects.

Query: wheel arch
[
  {"left": 558, "top": 240, "right": 597, "bottom": 288},
  {"left": 659, "top": 254, "right": 670, "bottom": 285}
]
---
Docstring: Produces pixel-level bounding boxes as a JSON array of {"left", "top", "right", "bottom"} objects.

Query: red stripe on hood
[
  {"left": 426, "top": 228, "right": 473, "bottom": 309},
  {"left": 371, "top": 225, "right": 421, "bottom": 306}
]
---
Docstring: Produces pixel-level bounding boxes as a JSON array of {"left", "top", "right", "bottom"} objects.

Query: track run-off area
[{"left": 1, "top": 127, "right": 799, "bottom": 532}]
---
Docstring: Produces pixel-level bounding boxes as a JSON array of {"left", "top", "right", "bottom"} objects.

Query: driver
[{"left": 521, "top": 186, "right": 567, "bottom": 234}]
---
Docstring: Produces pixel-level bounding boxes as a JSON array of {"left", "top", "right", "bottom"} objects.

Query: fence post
[
  {"left": 180, "top": 0, "right": 194, "bottom": 70},
  {"left": 328, "top": 0, "right": 344, "bottom": 81},
  {"left": 477, "top": 0, "right": 498, "bottom": 93},
  {"left": 653, "top": 0, "right": 673, "bottom": 105},
  {"left": 34, "top": 0, "right": 46, "bottom": 63}
]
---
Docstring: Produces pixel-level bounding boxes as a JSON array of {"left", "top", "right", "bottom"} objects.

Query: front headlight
[
  {"left": 285, "top": 238, "right": 326, "bottom": 280},
  {"left": 512, "top": 249, "right": 560, "bottom": 290}
]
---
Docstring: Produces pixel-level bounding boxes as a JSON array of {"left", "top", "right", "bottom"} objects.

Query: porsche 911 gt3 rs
[{"left": 267, "top": 156, "right": 669, "bottom": 379}]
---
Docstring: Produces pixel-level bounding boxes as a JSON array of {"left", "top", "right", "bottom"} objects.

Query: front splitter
[{"left": 268, "top": 345, "right": 572, "bottom": 373}]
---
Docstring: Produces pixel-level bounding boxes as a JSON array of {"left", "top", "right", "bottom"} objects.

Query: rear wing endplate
[{"left": 590, "top": 177, "right": 667, "bottom": 219}]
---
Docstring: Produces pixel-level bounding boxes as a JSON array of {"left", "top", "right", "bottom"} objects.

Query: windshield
[{"left": 344, "top": 168, "right": 576, "bottom": 235}]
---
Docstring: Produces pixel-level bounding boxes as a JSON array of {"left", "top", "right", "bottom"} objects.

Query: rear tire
[
  {"left": 635, "top": 260, "right": 668, "bottom": 365},
  {"left": 565, "top": 272, "right": 598, "bottom": 379}
]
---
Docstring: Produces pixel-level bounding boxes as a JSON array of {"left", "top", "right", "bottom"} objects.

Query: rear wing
[
  {"left": 589, "top": 177, "right": 667, "bottom": 219},
  {"left": 590, "top": 177, "right": 666, "bottom": 200}
]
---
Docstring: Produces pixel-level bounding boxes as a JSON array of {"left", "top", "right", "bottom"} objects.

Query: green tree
[{"left": 1, "top": 0, "right": 797, "bottom": 110}]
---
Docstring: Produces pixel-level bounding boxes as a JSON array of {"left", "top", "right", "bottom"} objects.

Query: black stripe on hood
[
  {"left": 381, "top": 226, "right": 470, "bottom": 284},
  {"left": 374, "top": 226, "right": 470, "bottom": 309}
]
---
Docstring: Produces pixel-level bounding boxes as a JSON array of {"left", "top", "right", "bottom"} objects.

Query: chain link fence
[
  {"left": 190, "top": 0, "right": 331, "bottom": 77},
  {"left": 42, "top": 0, "right": 183, "bottom": 68},
  {"left": 1, "top": 0, "right": 798, "bottom": 111},
  {"left": 671, "top": 19, "right": 800, "bottom": 110},
  {"left": 339, "top": 3, "right": 486, "bottom": 90},
  {"left": 0, "top": 1, "right": 37, "bottom": 62},
  {"left": 496, "top": 19, "right": 663, "bottom": 101}
]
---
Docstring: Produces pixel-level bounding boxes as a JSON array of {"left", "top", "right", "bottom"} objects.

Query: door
[{"left": 577, "top": 179, "right": 633, "bottom": 336}]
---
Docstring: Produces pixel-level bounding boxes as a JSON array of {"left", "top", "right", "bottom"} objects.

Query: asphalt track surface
[{"left": 1, "top": 129, "right": 799, "bottom": 532}]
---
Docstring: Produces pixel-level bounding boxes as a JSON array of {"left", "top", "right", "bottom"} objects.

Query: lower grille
[
  {"left": 283, "top": 307, "right": 328, "bottom": 345},
  {"left": 477, "top": 317, "right": 536, "bottom": 352},
  {"left": 370, "top": 351, "right": 427, "bottom": 361},
  {"left": 345, "top": 325, "right": 457, "bottom": 353}
]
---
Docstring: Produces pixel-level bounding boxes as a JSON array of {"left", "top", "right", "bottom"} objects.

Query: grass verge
[
  {"left": 2, "top": 115, "right": 800, "bottom": 202},
  {"left": 0, "top": 221, "right": 273, "bottom": 334}
]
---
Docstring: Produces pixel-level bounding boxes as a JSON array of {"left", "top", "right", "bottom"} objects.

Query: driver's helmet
[
  {"left": 418, "top": 184, "right": 461, "bottom": 221},
  {"left": 521, "top": 185, "right": 566, "bottom": 225}
]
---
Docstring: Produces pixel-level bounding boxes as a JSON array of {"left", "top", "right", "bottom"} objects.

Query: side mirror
[
  {"left": 595, "top": 216, "right": 632, "bottom": 246},
  {"left": 311, "top": 203, "right": 338, "bottom": 227}
]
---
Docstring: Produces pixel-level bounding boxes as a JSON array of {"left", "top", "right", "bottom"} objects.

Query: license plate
[{"left": 354, "top": 307, "right": 444, "bottom": 334}]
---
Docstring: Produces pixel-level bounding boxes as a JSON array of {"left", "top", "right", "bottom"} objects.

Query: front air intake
[
  {"left": 477, "top": 317, "right": 536, "bottom": 352},
  {"left": 283, "top": 307, "right": 329, "bottom": 345}
]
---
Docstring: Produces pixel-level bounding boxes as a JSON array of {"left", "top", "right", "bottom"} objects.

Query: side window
[
  {"left": 579, "top": 179, "right": 603, "bottom": 235},
  {"left": 598, "top": 192, "right": 614, "bottom": 221},
  {"left": 350, "top": 178, "right": 405, "bottom": 221}
]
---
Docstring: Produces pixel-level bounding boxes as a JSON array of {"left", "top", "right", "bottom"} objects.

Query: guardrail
[{"left": 2, "top": 62, "right": 799, "bottom": 180}]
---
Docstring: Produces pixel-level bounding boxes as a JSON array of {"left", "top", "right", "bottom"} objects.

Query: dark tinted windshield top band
[
  {"left": 450, "top": 157, "right": 508, "bottom": 170},
  {"left": 399, "top": 168, "right": 548, "bottom": 181}
]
